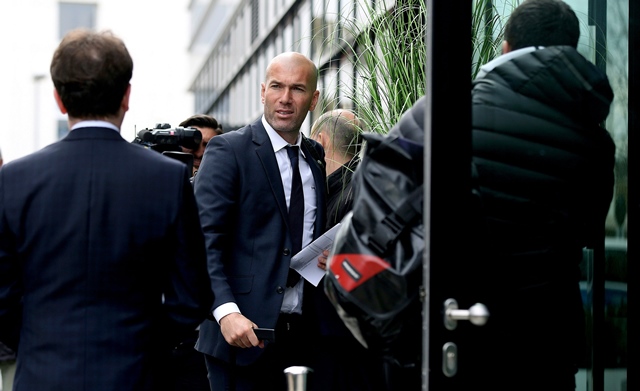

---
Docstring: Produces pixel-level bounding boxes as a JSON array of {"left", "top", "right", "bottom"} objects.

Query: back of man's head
[
  {"left": 50, "top": 28, "right": 133, "bottom": 119},
  {"left": 505, "top": 0, "right": 580, "bottom": 51},
  {"left": 311, "top": 109, "right": 363, "bottom": 158}
]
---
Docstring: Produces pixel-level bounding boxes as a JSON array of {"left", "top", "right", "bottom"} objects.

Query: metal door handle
[{"left": 444, "top": 298, "right": 489, "bottom": 330}]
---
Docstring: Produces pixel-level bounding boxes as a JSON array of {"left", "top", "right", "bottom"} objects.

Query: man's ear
[
  {"left": 502, "top": 40, "right": 512, "bottom": 54},
  {"left": 53, "top": 89, "right": 67, "bottom": 114},
  {"left": 315, "top": 131, "right": 330, "bottom": 150},
  {"left": 308, "top": 90, "right": 320, "bottom": 112},
  {"left": 121, "top": 84, "right": 131, "bottom": 113}
]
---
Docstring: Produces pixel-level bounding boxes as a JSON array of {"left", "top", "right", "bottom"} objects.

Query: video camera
[
  {"left": 132, "top": 123, "right": 202, "bottom": 152},
  {"left": 131, "top": 123, "right": 202, "bottom": 178}
]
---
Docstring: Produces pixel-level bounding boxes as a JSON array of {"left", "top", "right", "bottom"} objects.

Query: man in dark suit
[
  {"left": 193, "top": 52, "right": 327, "bottom": 391},
  {"left": 0, "top": 28, "right": 213, "bottom": 391}
]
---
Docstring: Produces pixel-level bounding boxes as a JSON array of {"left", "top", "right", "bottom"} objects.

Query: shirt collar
[
  {"left": 261, "top": 115, "right": 306, "bottom": 157},
  {"left": 71, "top": 120, "right": 120, "bottom": 133}
]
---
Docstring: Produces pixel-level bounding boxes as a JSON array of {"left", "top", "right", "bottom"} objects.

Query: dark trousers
[
  {"left": 170, "top": 335, "right": 210, "bottom": 391},
  {"left": 308, "top": 335, "right": 387, "bottom": 391}
]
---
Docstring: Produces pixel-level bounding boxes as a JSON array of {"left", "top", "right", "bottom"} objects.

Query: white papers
[{"left": 290, "top": 223, "right": 341, "bottom": 287}]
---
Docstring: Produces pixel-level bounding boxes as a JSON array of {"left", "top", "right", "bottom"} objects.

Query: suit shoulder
[
  {"left": 0, "top": 141, "right": 62, "bottom": 173},
  {"left": 216, "top": 120, "right": 266, "bottom": 147},
  {"left": 219, "top": 126, "right": 250, "bottom": 140}
]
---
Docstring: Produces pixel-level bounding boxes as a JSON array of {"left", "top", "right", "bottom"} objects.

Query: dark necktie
[{"left": 286, "top": 145, "right": 304, "bottom": 287}]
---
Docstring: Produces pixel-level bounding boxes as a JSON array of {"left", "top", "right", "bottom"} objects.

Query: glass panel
[
  {"left": 480, "top": 1, "right": 628, "bottom": 389},
  {"left": 578, "top": 239, "right": 627, "bottom": 391},
  {"left": 573, "top": 0, "right": 628, "bottom": 389}
]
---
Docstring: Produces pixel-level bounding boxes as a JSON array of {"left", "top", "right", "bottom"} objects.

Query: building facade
[{"left": 188, "top": 0, "right": 368, "bottom": 133}]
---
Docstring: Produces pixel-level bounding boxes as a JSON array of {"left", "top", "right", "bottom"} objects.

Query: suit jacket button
[
  {"left": 283, "top": 248, "right": 291, "bottom": 256},
  {"left": 276, "top": 286, "right": 285, "bottom": 294}
]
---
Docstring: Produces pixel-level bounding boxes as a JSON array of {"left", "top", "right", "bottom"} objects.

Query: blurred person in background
[
  {"left": 179, "top": 114, "right": 222, "bottom": 177},
  {"left": 309, "top": 110, "right": 386, "bottom": 391},
  {"left": 168, "top": 114, "right": 224, "bottom": 391}
]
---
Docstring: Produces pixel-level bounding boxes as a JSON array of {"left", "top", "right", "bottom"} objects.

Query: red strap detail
[{"left": 329, "top": 253, "right": 390, "bottom": 292}]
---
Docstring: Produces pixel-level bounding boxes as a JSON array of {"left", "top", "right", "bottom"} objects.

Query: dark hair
[
  {"left": 179, "top": 114, "right": 221, "bottom": 135},
  {"left": 50, "top": 28, "right": 133, "bottom": 118},
  {"left": 504, "top": 0, "right": 580, "bottom": 50}
]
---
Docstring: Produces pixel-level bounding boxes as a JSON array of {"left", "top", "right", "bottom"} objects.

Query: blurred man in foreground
[{"left": 0, "top": 28, "right": 212, "bottom": 391}]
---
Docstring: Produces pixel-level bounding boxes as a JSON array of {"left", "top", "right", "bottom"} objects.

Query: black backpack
[{"left": 324, "top": 131, "right": 424, "bottom": 367}]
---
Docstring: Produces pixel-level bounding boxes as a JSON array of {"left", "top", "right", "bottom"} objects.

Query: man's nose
[{"left": 280, "top": 88, "right": 292, "bottom": 102}]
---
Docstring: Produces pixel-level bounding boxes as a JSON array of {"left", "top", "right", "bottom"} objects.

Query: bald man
[
  {"left": 311, "top": 109, "right": 362, "bottom": 227},
  {"left": 193, "top": 52, "right": 327, "bottom": 391},
  {"left": 309, "top": 111, "right": 387, "bottom": 391}
]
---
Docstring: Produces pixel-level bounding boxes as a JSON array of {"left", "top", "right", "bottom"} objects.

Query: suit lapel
[
  {"left": 300, "top": 140, "right": 328, "bottom": 238},
  {"left": 252, "top": 121, "right": 289, "bottom": 222},
  {"left": 252, "top": 120, "right": 328, "bottom": 238}
]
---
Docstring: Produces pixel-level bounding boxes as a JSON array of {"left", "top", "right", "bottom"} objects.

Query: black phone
[{"left": 253, "top": 327, "right": 276, "bottom": 342}]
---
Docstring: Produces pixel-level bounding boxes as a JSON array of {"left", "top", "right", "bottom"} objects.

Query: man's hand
[
  {"left": 219, "top": 312, "right": 264, "bottom": 349},
  {"left": 317, "top": 249, "right": 330, "bottom": 271}
]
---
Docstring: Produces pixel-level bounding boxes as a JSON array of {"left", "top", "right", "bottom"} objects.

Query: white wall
[{"left": 0, "top": 0, "right": 194, "bottom": 164}]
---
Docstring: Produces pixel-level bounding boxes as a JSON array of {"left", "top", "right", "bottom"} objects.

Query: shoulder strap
[{"left": 367, "top": 184, "right": 423, "bottom": 255}]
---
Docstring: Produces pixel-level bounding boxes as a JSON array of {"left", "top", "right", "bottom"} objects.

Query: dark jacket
[
  {"left": 0, "top": 128, "right": 213, "bottom": 391},
  {"left": 326, "top": 157, "right": 360, "bottom": 229},
  {"left": 0, "top": 341, "right": 15, "bottom": 362},
  {"left": 193, "top": 118, "right": 327, "bottom": 366},
  {"left": 470, "top": 45, "right": 615, "bottom": 386},
  {"left": 472, "top": 45, "right": 614, "bottom": 281},
  {"left": 313, "top": 157, "right": 361, "bottom": 338}
]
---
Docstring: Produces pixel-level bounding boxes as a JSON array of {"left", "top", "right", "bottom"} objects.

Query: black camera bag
[{"left": 324, "top": 131, "right": 424, "bottom": 367}]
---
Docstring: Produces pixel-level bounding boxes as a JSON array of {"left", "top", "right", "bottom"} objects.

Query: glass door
[
  {"left": 423, "top": 1, "right": 632, "bottom": 390},
  {"left": 575, "top": 2, "right": 629, "bottom": 390}
]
